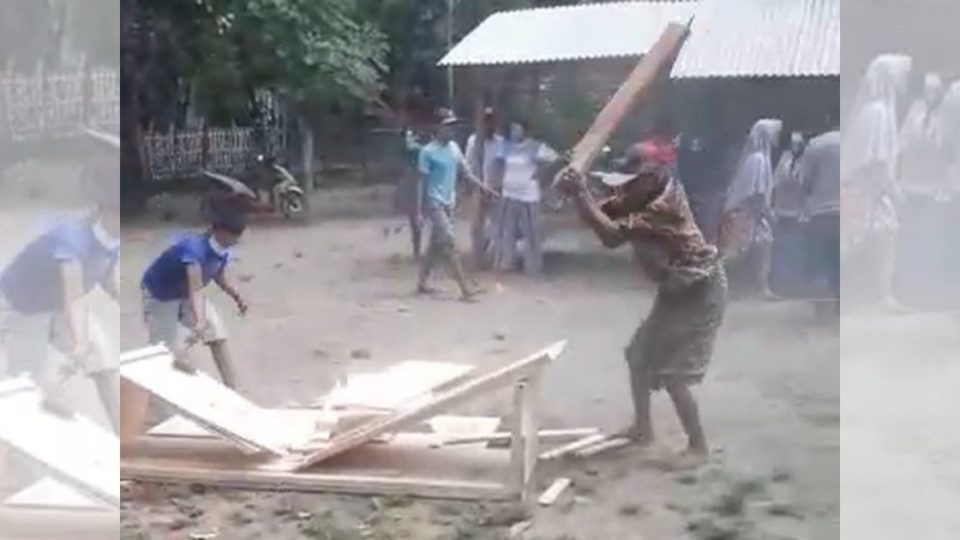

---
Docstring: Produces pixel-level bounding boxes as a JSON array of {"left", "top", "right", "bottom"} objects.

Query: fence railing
[
  {"left": 0, "top": 64, "right": 119, "bottom": 142},
  {"left": 143, "top": 125, "right": 285, "bottom": 181}
]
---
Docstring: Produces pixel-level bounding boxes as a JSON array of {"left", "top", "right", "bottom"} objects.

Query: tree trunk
[{"left": 298, "top": 116, "right": 315, "bottom": 191}]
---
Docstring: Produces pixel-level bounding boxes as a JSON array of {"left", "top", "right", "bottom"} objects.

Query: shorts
[
  {"left": 0, "top": 295, "right": 115, "bottom": 386},
  {"left": 424, "top": 199, "right": 456, "bottom": 248},
  {"left": 141, "top": 287, "right": 228, "bottom": 350}
]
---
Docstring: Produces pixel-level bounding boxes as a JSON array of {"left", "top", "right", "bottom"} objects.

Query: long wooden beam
[{"left": 556, "top": 19, "right": 692, "bottom": 183}]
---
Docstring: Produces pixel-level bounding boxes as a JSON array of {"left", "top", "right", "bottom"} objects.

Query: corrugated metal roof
[
  {"left": 672, "top": 0, "right": 839, "bottom": 78},
  {"left": 438, "top": 2, "right": 697, "bottom": 67}
]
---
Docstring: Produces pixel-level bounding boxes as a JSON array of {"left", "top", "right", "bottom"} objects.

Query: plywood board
[
  {"left": 318, "top": 360, "right": 475, "bottom": 411},
  {"left": 3, "top": 477, "right": 105, "bottom": 511},
  {"left": 0, "top": 377, "right": 120, "bottom": 508},
  {"left": 441, "top": 428, "right": 600, "bottom": 447},
  {"left": 122, "top": 434, "right": 512, "bottom": 501},
  {"left": 148, "top": 409, "right": 333, "bottom": 445},
  {"left": 290, "top": 341, "right": 566, "bottom": 470},
  {"left": 0, "top": 506, "right": 117, "bottom": 540},
  {"left": 120, "top": 346, "right": 323, "bottom": 456},
  {"left": 428, "top": 415, "right": 502, "bottom": 438}
]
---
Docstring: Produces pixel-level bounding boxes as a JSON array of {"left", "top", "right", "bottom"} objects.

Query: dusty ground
[{"left": 116, "top": 189, "right": 841, "bottom": 540}]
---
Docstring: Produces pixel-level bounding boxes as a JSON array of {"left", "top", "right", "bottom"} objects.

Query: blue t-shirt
[
  {"left": 418, "top": 141, "right": 465, "bottom": 207},
  {"left": 0, "top": 219, "right": 119, "bottom": 314},
  {"left": 141, "top": 233, "right": 230, "bottom": 301}
]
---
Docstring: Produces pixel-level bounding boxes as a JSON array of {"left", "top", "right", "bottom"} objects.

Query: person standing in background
[
  {"left": 464, "top": 108, "right": 505, "bottom": 270},
  {"left": 801, "top": 130, "right": 841, "bottom": 305},
  {"left": 490, "top": 119, "right": 559, "bottom": 275},
  {"left": 416, "top": 110, "right": 498, "bottom": 301},
  {"left": 842, "top": 54, "right": 912, "bottom": 310},
  {"left": 718, "top": 119, "right": 783, "bottom": 299},
  {"left": 770, "top": 132, "right": 806, "bottom": 296}
]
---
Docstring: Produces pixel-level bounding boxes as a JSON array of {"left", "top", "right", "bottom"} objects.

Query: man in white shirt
[{"left": 464, "top": 108, "right": 505, "bottom": 269}]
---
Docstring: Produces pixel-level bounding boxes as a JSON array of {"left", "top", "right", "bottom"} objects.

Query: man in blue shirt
[
  {"left": 140, "top": 203, "right": 248, "bottom": 388},
  {"left": 0, "top": 129, "right": 121, "bottom": 425},
  {"left": 415, "top": 110, "right": 497, "bottom": 302}
]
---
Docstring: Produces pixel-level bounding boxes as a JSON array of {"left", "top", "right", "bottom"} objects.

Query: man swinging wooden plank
[{"left": 553, "top": 21, "right": 726, "bottom": 464}]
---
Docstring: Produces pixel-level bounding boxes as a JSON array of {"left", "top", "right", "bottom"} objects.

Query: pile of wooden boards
[
  {"left": 120, "top": 341, "right": 571, "bottom": 501},
  {"left": 0, "top": 377, "right": 119, "bottom": 539}
]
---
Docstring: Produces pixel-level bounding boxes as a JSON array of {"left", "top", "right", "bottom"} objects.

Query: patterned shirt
[{"left": 602, "top": 177, "right": 720, "bottom": 290}]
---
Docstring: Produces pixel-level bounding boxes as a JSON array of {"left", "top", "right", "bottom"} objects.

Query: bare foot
[
  {"left": 761, "top": 289, "right": 780, "bottom": 302},
  {"left": 460, "top": 291, "right": 480, "bottom": 304},
  {"left": 614, "top": 426, "right": 655, "bottom": 447},
  {"left": 416, "top": 285, "right": 441, "bottom": 296},
  {"left": 671, "top": 448, "right": 709, "bottom": 470}
]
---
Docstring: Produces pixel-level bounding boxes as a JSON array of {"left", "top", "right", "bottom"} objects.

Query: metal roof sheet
[
  {"left": 671, "top": 0, "right": 839, "bottom": 78},
  {"left": 438, "top": 1, "right": 697, "bottom": 67}
]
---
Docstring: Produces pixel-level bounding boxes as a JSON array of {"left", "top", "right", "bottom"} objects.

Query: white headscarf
[
  {"left": 725, "top": 118, "right": 783, "bottom": 212},
  {"left": 901, "top": 73, "right": 943, "bottom": 146},
  {"left": 842, "top": 54, "right": 913, "bottom": 182}
]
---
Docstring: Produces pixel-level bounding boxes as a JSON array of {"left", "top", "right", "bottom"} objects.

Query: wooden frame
[
  {"left": 119, "top": 342, "right": 566, "bottom": 501},
  {"left": 0, "top": 478, "right": 116, "bottom": 540}
]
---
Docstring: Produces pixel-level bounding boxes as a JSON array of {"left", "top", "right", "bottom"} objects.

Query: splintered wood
[
  {"left": 0, "top": 377, "right": 120, "bottom": 508},
  {"left": 319, "top": 361, "right": 476, "bottom": 411},
  {"left": 120, "top": 342, "right": 567, "bottom": 501},
  {"left": 289, "top": 341, "right": 566, "bottom": 471}
]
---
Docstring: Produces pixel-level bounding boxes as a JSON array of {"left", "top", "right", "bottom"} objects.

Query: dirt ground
[{"left": 113, "top": 188, "right": 841, "bottom": 540}]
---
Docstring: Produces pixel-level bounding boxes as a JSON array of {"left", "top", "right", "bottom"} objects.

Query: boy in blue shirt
[
  {"left": 416, "top": 110, "right": 497, "bottom": 302},
  {"left": 0, "top": 129, "right": 121, "bottom": 425},
  {"left": 140, "top": 203, "right": 248, "bottom": 388}
]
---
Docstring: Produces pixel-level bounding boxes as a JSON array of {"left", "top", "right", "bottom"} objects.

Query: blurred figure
[
  {"left": 464, "top": 107, "right": 505, "bottom": 269},
  {"left": 801, "top": 130, "right": 841, "bottom": 304},
  {"left": 489, "top": 119, "right": 559, "bottom": 275},
  {"left": 842, "top": 54, "right": 912, "bottom": 310},
  {"left": 0, "top": 130, "right": 120, "bottom": 428},
  {"left": 768, "top": 132, "right": 806, "bottom": 296},
  {"left": 899, "top": 73, "right": 945, "bottom": 195},
  {"left": 719, "top": 119, "right": 783, "bottom": 299}
]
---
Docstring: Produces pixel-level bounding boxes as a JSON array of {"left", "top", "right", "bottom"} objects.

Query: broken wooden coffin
[{"left": 120, "top": 341, "right": 566, "bottom": 501}]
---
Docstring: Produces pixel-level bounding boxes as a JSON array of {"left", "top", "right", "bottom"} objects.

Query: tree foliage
[{"left": 134, "top": 0, "right": 388, "bottom": 126}]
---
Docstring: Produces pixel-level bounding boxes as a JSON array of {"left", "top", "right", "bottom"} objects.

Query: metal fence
[
  {"left": 0, "top": 64, "right": 119, "bottom": 141},
  {"left": 143, "top": 125, "right": 285, "bottom": 181}
]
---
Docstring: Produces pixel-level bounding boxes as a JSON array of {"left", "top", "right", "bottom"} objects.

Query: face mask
[
  {"left": 208, "top": 235, "right": 229, "bottom": 256},
  {"left": 92, "top": 218, "right": 119, "bottom": 251}
]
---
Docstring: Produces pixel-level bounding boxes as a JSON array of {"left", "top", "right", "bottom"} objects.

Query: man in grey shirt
[{"left": 800, "top": 130, "right": 840, "bottom": 300}]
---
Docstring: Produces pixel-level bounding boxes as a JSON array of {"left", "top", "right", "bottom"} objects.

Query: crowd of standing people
[{"left": 843, "top": 54, "right": 960, "bottom": 310}]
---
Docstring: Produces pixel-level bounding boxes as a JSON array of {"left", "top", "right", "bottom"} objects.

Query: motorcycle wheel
[{"left": 281, "top": 192, "right": 308, "bottom": 221}]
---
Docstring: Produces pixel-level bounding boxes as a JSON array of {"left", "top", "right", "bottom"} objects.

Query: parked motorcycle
[{"left": 200, "top": 155, "right": 308, "bottom": 221}]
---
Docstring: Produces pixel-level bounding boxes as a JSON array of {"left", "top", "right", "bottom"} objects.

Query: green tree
[{"left": 121, "top": 0, "right": 388, "bottom": 204}]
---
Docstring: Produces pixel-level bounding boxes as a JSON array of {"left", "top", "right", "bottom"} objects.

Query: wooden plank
[
  {"left": 538, "top": 434, "right": 607, "bottom": 461},
  {"left": 575, "top": 437, "right": 631, "bottom": 458},
  {"left": 122, "top": 434, "right": 513, "bottom": 501},
  {"left": 508, "top": 382, "right": 526, "bottom": 495},
  {"left": 441, "top": 428, "right": 600, "bottom": 447},
  {"left": 3, "top": 477, "right": 105, "bottom": 511},
  {"left": 428, "top": 415, "right": 502, "bottom": 448},
  {"left": 318, "top": 361, "right": 475, "bottom": 411},
  {"left": 557, "top": 21, "right": 692, "bottom": 182},
  {"left": 537, "top": 477, "right": 572, "bottom": 507},
  {"left": 0, "top": 507, "right": 117, "bottom": 540},
  {"left": 0, "top": 377, "right": 120, "bottom": 508},
  {"left": 520, "top": 375, "right": 540, "bottom": 502},
  {"left": 290, "top": 341, "right": 567, "bottom": 471},
  {"left": 120, "top": 347, "right": 320, "bottom": 456},
  {"left": 148, "top": 409, "right": 332, "bottom": 445}
]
